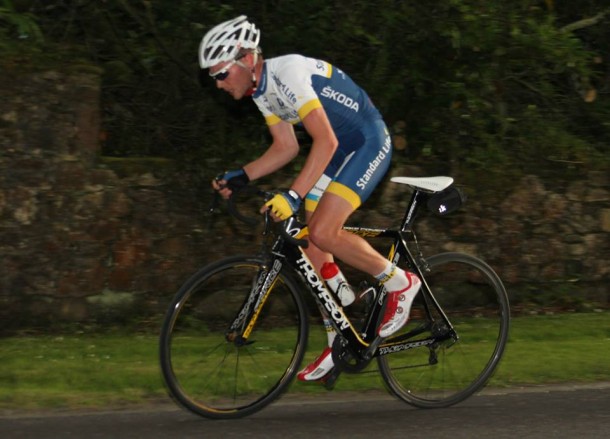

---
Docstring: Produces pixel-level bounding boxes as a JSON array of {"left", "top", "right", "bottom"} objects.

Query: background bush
[{"left": 1, "top": 0, "right": 608, "bottom": 192}]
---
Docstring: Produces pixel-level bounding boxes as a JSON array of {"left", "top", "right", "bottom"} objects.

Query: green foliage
[
  {"left": 385, "top": 2, "right": 604, "bottom": 174},
  {"left": 5, "top": 0, "right": 609, "bottom": 190},
  {"left": 0, "top": 0, "right": 43, "bottom": 53}
]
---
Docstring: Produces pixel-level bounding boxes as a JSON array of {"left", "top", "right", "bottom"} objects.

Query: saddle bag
[{"left": 426, "top": 185, "right": 466, "bottom": 216}]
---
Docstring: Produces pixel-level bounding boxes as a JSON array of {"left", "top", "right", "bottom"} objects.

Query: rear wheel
[
  {"left": 159, "top": 255, "right": 308, "bottom": 419},
  {"left": 378, "top": 252, "right": 510, "bottom": 408}
]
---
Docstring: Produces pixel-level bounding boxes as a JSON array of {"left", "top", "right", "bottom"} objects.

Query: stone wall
[
  {"left": 381, "top": 171, "right": 610, "bottom": 309},
  {"left": 0, "top": 67, "right": 235, "bottom": 330},
  {"left": 1, "top": 67, "right": 608, "bottom": 331}
]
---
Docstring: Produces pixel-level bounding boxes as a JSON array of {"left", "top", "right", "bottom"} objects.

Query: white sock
[
  {"left": 323, "top": 319, "right": 336, "bottom": 347},
  {"left": 375, "top": 261, "right": 410, "bottom": 292}
]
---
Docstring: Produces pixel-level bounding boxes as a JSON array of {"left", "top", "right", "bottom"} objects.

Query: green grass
[
  {"left": 491, "top": 312, "right": 610, "bottom": 385},
  {"left": 0, "top": 334, "right": 163, "bottom": 410},
  {"left": 0, "top": 312, "right": 608, "bottom": 411}
]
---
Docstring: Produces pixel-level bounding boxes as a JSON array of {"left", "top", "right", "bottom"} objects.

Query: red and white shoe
[
  {"left": 378, "top": 272, "right": 421, "bottom": 338},
  {"left": 297, "top": 347, "right": 334, "bottom": 381}
]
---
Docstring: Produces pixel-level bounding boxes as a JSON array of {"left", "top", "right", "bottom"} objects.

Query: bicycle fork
[{"left": 225, "top": 258, "right": 283, "bottom": 345}]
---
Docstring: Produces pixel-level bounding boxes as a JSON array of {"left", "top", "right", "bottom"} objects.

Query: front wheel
[
  {"left": 159, "top": 255, "right": 308, "bottom": 419},
  {"left": 378, "top": 252, "right": 510, "bottom": 408}
]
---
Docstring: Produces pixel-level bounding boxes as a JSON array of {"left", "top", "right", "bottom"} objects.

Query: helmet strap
[
  {"left": 235, "top": 49, "right": 259, "bottom": 96},
  {"left": 250, "top": 51, "right": 259, "bottom": 92}
]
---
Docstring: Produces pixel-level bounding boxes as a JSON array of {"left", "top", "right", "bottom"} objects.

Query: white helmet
[{"left": 198, "top": 15, "right": 260, "bottom": 69}]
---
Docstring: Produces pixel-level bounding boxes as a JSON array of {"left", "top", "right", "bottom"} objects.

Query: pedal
[
  {"left": 363, "top": 335, "right": 383, "bottom": 360},
  {"left": 358, "top": 286, "right": 377, "bottom": 306},
  {"left": 321, "top": 367, "right": 341, "bottom": 390}
]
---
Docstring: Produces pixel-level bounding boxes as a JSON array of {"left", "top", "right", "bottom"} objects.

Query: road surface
[{"left": 2, "top": 383, "right": 609, "bottom": 439}]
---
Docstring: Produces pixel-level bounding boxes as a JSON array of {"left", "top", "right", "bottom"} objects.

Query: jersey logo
[
  {"left": 356, "top": 135, "right": 391, "bottom": 190},
  {"left": 320, "top": 86, "right": 359, "bottom": 112},
  {"left": 271, "top": 73, "right": 297, "bottom": 104}
]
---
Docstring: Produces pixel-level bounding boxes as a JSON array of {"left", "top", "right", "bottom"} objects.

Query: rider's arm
[
  {"left": 259, "top": 107, "right": 337, "bottom": 219},
  {"left": 289, "top": 107, "right": 338, "bottom": 198},
  {"left": 247, "top": 102, "right": 337, "bottom": 201},
  {"left": 243, "top": 120, "right": 299, "bottom": 180}
]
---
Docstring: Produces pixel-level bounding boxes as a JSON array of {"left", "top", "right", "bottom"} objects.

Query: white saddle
[{"left": 390, "top": 176, "right": 454, "bottom": 193}]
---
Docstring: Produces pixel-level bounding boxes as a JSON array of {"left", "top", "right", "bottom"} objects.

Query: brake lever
[
  {"left": 279, "top": 217, "right": 309, "bottom": 248},
  {"left": 208, "top": 190, "right": 221, "bottom": 214}
]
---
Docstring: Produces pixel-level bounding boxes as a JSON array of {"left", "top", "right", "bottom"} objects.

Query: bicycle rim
[
  {"left": 159, "top": 256, "right": 308, "bottom": 419},
  {"left": 378, "top": 252, "right": 510, "bottom": 408}
]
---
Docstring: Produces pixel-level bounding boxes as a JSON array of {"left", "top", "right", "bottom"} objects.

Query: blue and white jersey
[
  {"left": 252, "top": 54, "right": 382, "bottom": 139},
  {"left": 252, "top": 54, "right": 391, "bottom": 212}
]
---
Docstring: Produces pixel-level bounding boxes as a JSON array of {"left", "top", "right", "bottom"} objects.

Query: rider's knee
[{"left": 307, "top": 222, "right": 335, "bottom": 253}]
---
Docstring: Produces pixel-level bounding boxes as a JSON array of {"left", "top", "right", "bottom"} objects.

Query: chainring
[{"left": 331, "top": 335, "right": 372, "bottom": 373}]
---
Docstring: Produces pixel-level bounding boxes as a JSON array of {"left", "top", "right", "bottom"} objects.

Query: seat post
[{"left": 400, "top": 188, "right": 425, "bottom": 231}]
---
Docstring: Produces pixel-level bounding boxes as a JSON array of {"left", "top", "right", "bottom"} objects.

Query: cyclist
[{"left": 202, "top": 16, "right": 421, "bottom": 382}]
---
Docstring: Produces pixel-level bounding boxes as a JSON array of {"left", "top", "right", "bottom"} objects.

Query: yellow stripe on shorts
[
  {"left": 305, "top": 198, "right": 318, "bottom": 213},
  {"left": 326, "top": 182, "right": 362, "bottom": 210}
]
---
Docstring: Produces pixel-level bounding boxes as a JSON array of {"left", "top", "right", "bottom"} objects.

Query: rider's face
[{"left": 210, "top": 57, "right": 251, "bottom": 100}]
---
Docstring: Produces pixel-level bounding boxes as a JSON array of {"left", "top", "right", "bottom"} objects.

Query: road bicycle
[{"left": 159, "top": 176, "right": 510, "bottom": 419}]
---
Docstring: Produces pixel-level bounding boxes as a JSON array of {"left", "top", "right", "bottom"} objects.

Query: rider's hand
[
  {"left": 262, "top": 190, "right": 302, "bottom": 220},
  {"left": 212, "top": 168, "right": 250, "bottom": 199}
]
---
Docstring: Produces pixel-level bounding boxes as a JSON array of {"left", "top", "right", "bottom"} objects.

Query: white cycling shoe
[
  {"left": 298, "top": 272, "right": 421, "bottom": 381},
  {"left": 297, "top": 347, "right": 334, "bottom": 381},
  {"left": 378, "top": 272, "right": 421, "bottom": 338}
]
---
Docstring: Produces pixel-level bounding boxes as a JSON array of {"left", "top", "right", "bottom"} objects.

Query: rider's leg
[
  {"left": 297, "top": 193, "right": 421, "bottom": 381},
  {"left": 296, "top": 210, "right": 337, "bottom": 382},
  {"left": 299, "top": 119, "right": 420, "bottom": 382},
  {"left": 307, "top": 192, "right": 391, "bottom": 275},
  {"left": 303, "top": 190, "right": 391, "bottom": 274},
  {"left": 308, "top": 194, "right": 421, "bottom": 338},
  {"left": 300, "top": 221, "right": 332, "bottom": 273}
]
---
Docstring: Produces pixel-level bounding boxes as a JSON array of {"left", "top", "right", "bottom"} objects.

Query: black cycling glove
[{"left": 218, "top": 168, "right": 250, "bottom": 191}]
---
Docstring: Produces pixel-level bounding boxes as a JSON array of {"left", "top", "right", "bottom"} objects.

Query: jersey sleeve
[
  {"left": 275, "top": 59, "right": 330, "bottom": 121},
  {"left": 253, "top": 99, "right": 282, "bottom": 126}
]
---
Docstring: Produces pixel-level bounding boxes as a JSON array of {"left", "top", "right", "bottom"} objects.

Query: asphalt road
[{"left": 2, "top": 383, "right": 609, "bottom": 439}]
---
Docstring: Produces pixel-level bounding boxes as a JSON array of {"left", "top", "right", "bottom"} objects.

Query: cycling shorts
[{"left": 305, "top": 119, "right": 392, "bottom": 212}]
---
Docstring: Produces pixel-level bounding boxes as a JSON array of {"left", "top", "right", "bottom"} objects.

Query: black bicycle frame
[{"left": 229, "top": 188, "right": 456, "bottom": 360}]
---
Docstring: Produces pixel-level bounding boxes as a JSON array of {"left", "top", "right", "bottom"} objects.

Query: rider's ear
[
  {"left": 237, "top": 49, "right": 259, "bottom": 68},
  {"left": 236, "top": 51, "right": 251, "bottom": 66}
]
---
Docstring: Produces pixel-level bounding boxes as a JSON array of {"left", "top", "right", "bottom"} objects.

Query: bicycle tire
[
  {"left": 159, "top": 255, "right": 308, "bottom": 419},
  {"left": 378, "top": 252, "right": 510, "bottom": 408}
]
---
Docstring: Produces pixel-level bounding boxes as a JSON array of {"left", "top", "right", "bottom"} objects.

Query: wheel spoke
[
  {"left": 160, "top": 257, "right": 308, "bottom": 419},
  {"left": 378, "top": 252, "right": 510, "bottom": 408}
]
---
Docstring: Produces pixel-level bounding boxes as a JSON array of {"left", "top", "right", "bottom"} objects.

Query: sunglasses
[{"left": 209, "top": 59, "right": 237, "bottom": 81}]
